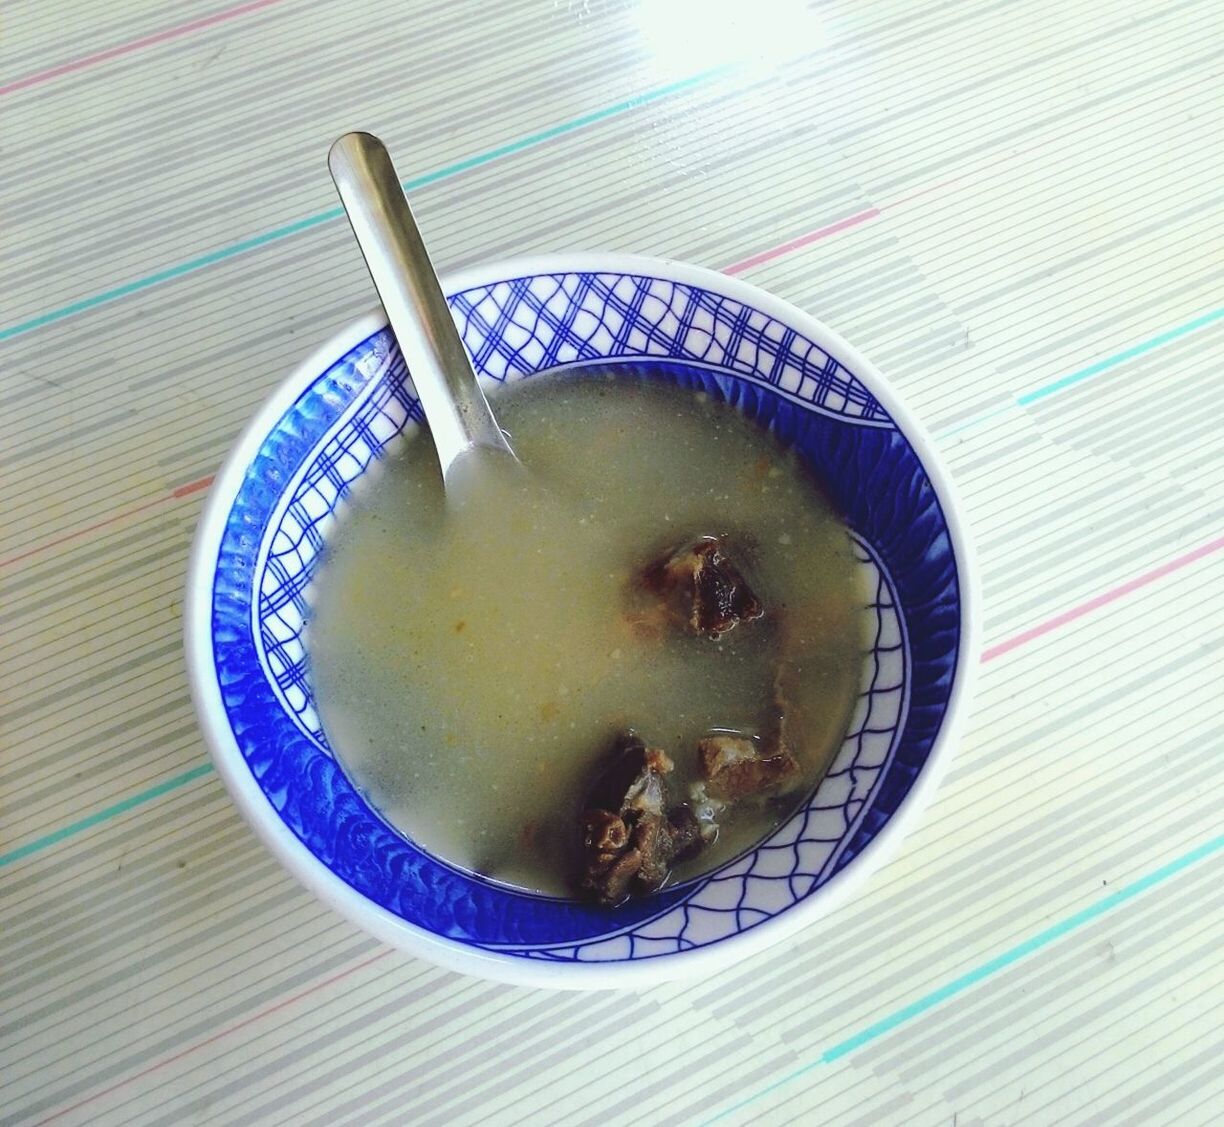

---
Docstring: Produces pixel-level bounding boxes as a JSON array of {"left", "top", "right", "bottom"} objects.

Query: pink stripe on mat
[
  {"left": 34, "top": 949, "right": 394, "bottom": 1126},
  {"left": 724, "top": 71, "right": 1216, "bottom": 274},
  {"left": 0, "top": 475, "right": 215, "bottom": 569},
  {"left": 722, "top": 208, "right": 882, "bottom": 274},
  {"left": 982, "top": 533, "right": 1224, "bottom": 663},
  {"left": 0, "top": 0, "right": 288, "bottom": 97}
]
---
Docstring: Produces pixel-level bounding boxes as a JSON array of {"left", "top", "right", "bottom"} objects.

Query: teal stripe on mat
[
  {"left": 0, "top": 763, "right": 215, "bottom": 868},
  {"left": 0, "top": 65, "right": 732, "bottom": 344},
  {"left": 703, "top": 832, "right": 1224, "bottom": 1124},
  {"left": 939, "top": 305, "right": 1224, "bottom": 438},
  {"left": 1017, "top": 305, "right": 1224, "bottom": 405}
]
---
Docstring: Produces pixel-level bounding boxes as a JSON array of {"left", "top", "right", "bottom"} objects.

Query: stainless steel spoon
[{"left": 328, "top": 131, "right": 516, "bottom": 481}]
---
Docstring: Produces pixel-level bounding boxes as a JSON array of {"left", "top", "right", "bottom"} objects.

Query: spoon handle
[{"left": 328, "top": 132, "right": 513, "bottom": 476}]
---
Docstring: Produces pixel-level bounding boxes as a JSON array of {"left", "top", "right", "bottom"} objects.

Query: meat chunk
[
  {"left": 641, "top": 537, "right": 764, "bottom": 639},
  {"left": 577, "top": 733, "right": 705, "bottom": 906},
  {"left": 665, "top": 803, "right": 705, "bottom": 862},
  {"left": 697, "top": 732, "right": 799, "bottom": 801},
  {"left": 584, "top": 732, "right": 671, "bottom": 818}
]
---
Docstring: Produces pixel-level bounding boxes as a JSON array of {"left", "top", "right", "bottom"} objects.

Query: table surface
[{"left": 3, "top": 1, "right": 1223, "bottom": 1123}]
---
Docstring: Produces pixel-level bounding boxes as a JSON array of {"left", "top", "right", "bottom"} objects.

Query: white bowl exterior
[{"left": 184, "top": 254, "right": 979, "bottom": 988}]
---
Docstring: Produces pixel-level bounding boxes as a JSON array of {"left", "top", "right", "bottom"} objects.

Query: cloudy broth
[{"left": 309, "top": 371, "right": 867, "bottom": 896}]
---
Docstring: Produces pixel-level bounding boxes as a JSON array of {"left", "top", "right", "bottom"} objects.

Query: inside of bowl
[{"left": 209, "top": 270, "right": 961, "bottom": 962}]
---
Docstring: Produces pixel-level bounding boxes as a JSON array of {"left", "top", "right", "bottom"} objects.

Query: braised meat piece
[
  {"left": 577, "top": 733, "right": 705, "bottom": 906},
  {"left": 665, "top": 803, "right": 705, "bottom": 861},
  {"left": 641, "top": 537, "right": 764, "bottom": 639},
  {"left": 584, "top": 732, "right": 670, "bottom": 817},
  {"left": 697, "top": 732, "right": 799, "bottom": 801}
]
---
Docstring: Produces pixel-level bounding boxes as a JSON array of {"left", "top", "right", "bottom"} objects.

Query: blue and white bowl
[{"left": 185, "top": 255, "right": 978, "bottom": 988}]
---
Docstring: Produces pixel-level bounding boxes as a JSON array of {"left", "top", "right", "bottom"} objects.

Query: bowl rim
[{"left": 184, "top": 251, "right": 980, "bottom": 989}]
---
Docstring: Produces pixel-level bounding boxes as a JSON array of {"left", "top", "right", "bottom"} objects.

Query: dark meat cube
[
  {"left": 581, "top": 808, "right": 629, "bottom": 854},
  {"left": 697, "top": 733, "right": 799, "bottom": 801},
  {"left": 585, "top": 732, "right": 670, "bottom": 817},
  {"left": 628, "top": 812, "right": 671, "bottom": 892},
  {"left": 579, "top": 809, "right": 644, "bottom": 905},
  {"left": 666, "top": 803, "right": 706, "bottom": 862},
  {"left": 642, "top": 537, "right": 764, "bottom": 639},
  {"left": 577, "top": 733, "right": 705, "bottom": 906}
]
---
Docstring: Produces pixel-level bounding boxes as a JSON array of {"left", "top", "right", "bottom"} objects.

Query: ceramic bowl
[{"left": 185, "top": 254, "right": 978, "bottom": 988}]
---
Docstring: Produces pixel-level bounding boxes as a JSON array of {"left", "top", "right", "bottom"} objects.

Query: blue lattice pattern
[
  {"left": 256, "top": 344, "right": 418, "bottom": 746},
  {"left": 451, "top": 273, "right": 891, "bottom": 424},
  {"left": 506, "top": 536, "right": 907, "bottom": 959}
]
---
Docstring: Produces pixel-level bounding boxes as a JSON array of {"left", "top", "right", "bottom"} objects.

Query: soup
[{"left": 309, "top": 370, "right": 867, "bottom": 899}]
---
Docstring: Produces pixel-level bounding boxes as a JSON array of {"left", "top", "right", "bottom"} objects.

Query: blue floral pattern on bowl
[{"left": 206, "top": 269, "right": 962, "bottom": 962}]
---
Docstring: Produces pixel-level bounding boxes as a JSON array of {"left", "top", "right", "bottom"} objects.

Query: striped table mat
[{"left": 2, "top": 0, "right": 1222, "bottom": 1123}]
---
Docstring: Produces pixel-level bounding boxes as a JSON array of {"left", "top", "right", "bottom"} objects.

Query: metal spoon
[{"left": 328, "top": 131, "right": 516, "bottom": 481}]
